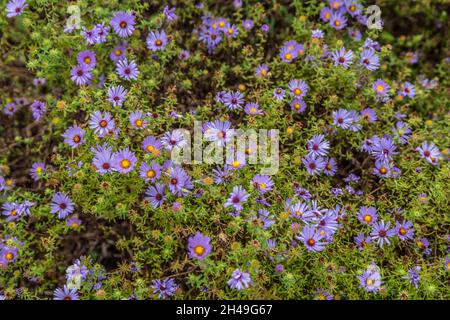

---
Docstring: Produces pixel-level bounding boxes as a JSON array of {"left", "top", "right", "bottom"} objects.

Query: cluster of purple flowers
[
  {"left": 197, "top": 15, "right": 243, "bottom": 53},
  {"left": 1, "top": 200, "right": 34, "bottom": 222},
  {"left": 320, "top": 0, "right": 369, "bottom": 31},
  {"left": 302, "top": 134, "right": 334, "bottom": 176},
  {"left": 0, "top": 237, "right": 22, "bottom": 269}
]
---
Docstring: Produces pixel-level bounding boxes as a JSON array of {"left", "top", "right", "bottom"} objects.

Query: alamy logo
[{"left": 169, "top": 121, "right": 279, "bottom": 175}]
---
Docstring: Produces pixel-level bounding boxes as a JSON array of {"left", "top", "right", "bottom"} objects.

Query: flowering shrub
[{"left": 1, "top": 0, "right": 449, "bottom": 300}]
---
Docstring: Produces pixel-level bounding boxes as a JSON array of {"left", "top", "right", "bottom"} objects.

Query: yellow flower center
[
  {"left": 120, "top": 159, "right": 131, "bottom": 169},
  {"left": 194, "top": 245, "right": 205, "bottom": 256},
  {"left": 380, "top": 167, "right": 387, "bottom": 174},
  {"left": 350, "top": 5, "right": 356, "bottom": 11},
  {"left": 219, "top": 21, "right": 225, "bottom": 27},
  {"left": 399, "top": 227, "right": 407, "bottom": 236},
  {"left": 115, "top": 49, "right": 122, "bottom": 56},
  {"left": 5, "top": 252, "right": 14, "bottom": 261},
  {"left": 250, "top": 107, "right": 257, "bottom": 113},
  {"left": 6, "top": 180, "right": 13, "bottom": 186},
  {"left": 146, "top": 145, "right": 155, "bottom": 153},
  {"left": 294, "top": 88, "right": 302, "bottom": 95},
  {"left": 376, "top": 85, "right": 384, "bottom": 92},
  {"left": 261, "top": 69, "right": 267, "bottom": 76},
  {"left": 71, "top": 222, "right": 79, "bottom": 229},
  {"left": 155, "top": 39, "right": 162, "bottom": 46},
  {"left": 366, "top": 278, "right": 374, "bottom": 286},
  {"left": 147, "top": 170, "right": 155, "bottom": 178},
  {"left": 363, "top": 215, "right": 372, "bottom": 223},
  {"left": 285, "top": 53, "right": 292, "bottom": 60},
  {"left": 294, "top": 103, "right": 301, "bottom": 109},
  {"left": 135, "top": 119, "right": 143, "bottom": 127},
  {"left": 332, "top": 2, "right": 339, "bottom": 9},
  {"left": 36, "top": 167, "right": 43, "bottom": 175},
  {"left": 325, "top": 12, "right": 331, "bottom": 19},
  {"left": 227, "top": 28, "right": 233, "bottom": 35},
  {"left": 84, "top": 57, "right": 91, "bottom": 64},
  {"left": 334, "top": 20, "right": 341, "bottom": 27},
  {"left": 73, "top": 135, "right": 81, "bottom": 143},
  {"left": 232, "top": 160, "right": 240, "bottom": 168},
  {"left": 11, "top": 209, "right": 17, "bottom": 216}
]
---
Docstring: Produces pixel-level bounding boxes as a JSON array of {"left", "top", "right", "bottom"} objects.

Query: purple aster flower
[
  {"left": 92, "top": 144, "right": 115, "bottom": 174},
  {"left": 129, "top": 111, "right": 149, "bottom": 129},
  {"left": 107, "top": 85, "right": 127, "bottom": 107},
  {"left": 163, "top": 5, "right": 177, "bottom": 21},
  {"left": 329, "top": 0, "right": 344, "bottom": 10},
  {"left": 147, "top": 30, "right": 168, "bottom": 51},
  {"left": 145, "top": 183, "right": 166, "bottom": 208},
  {"left": 392, "top": 121, "right": 411, "bottom": 144},
  {"left": 188, "top": 232, "right": 212, "bottom": 260},
  {"left": 332, "top": 108, "right": 354, "bottom": 129},
  {"left": 403, "top": 266, "right": 421, "bottom": 289},
  {"left": 167, "top": 166, "right": 193, "bottom": 196},
  {"left": 161, "top": 130, "right": 187, "bottom": 152},
  {"left": 81, "top": 27, "right": 96, "bottom": 45},
  {"left": 307, "top": 134, "right": 330, "bottom": 157},
  {"left": 224, "top": 185, "right": 249, "bottom": 211},
  {"left": 302, "top": 155, "right": 326, "bottom": 175},
  {"left": 110, "top": 43, "right": 127, "bottom": 61},
  {"left": 345, "top": 0, "right": 362, "bottom": 16},
  {"left": 348, "top": 27, "right": 362, "bottom": 41},
  {"left": 2, "top": 202, "right": 20, "bottom": 222},
  {"left": 289, "top": 201, "right": 314, "bottom": 221},
  {"left": 242, "top": 19, "right": 254, "bottom": 30},
  {"left": 400, "top": 82, "right": 415, "bottom": 98},
  {"left": 372, "top": 79, "right": 390, "bottom": 96},
  {"left": 116, "top": 58, "right": 139, "bottom": 80},
  {"left": 244, "top": 102, "right": 263, "bottom": 115},
  {"left": 29, "top": 162, "right": 45, "bottom": 181},
  {"left": 77, "top": 50, "right": 96, "bottom": 69},
  {"left": 373, "top": 159, "right": 391, "bottom": 178},
  {"left": 371, "top": 136, "right": 397, "bottom": 162},
  {"left": 222, "top": 91, "right": 244, "bottom": 110},
  {"left": 330, "top": 10, "right": 347, "bottom": 30},
  {"left": 295, "top": 225, "right": 328, "bottom": 252},
  {"left": 320, "top": 7, "right": 333, "bottom": 22},
  {"left": 395, "top": 220, "right": 414, "bottom": 241},
  {"left": 416, "top": 141, "right": 440, "bottom": 165},
  {"left": 358, "top": 206, "right": 378, "bottom": 225},
  {"left": 30, "top": 100, "right": 46, "bottom": 120},
  {"left": 358, "top": 266, "right": 382, "bottom": 293},
  {"left": 330, "top": 187, "right": 343, "bottom": 196},
  {"left": 3, "top": 102, "right": 17, "bottom": 116},
  {"left": 354, "top": 232, "right": 371, "bottom": 251},
  {"left": 139, "top": 161, "right": 161, "bottom": 183},
  {"left": 33, "top": 77, "right": 46, "bottom": 87},
  {"left": 63, "top": 125, "right": 85, "bottom": 149},
  {"left": 273, "top": 88, "right": 285, "bottom": 100},
  {"left": 360, "top": 108, "right": 377, "bottom": 123},
  {"left": 66, "top": 259, "right": 89, "bottom": 282},
  {"left": 416, "top": 237, "right": 430, "bottom": 255},
  {"left": 279, "top": 46, "right": 297, "bottom": 63},
  {"left": 290, "top": 98, "right": 307, "bottom": 113},
  {"left": 212, "top": 166, "right": 231, "bottom": 185},
  {"left": 89, "top": 111, "right": 115, "bottom": 138},
  {"left": 93, "top": 22, "right": 109, "bottom": 43},
  {"left": 251, "top": 174, "right": 273, "bottom": 194},
  {"left": 331, "top": 47, "right": 354, "bottom": 68},
  {"left": 288, "top": 79, "right": 308, "bottom": 97},
  {"left": 316, "top": 210, "right": 339, "bottom": 236},
  {"left": 360, "top": 48, "right": 380, "bottom": 71},
  {"left": 142, "top": 135, "right": 163, "bottom": 156},
  {"left": 53, "top": 285, "right": 79, "bottom": 300},
  {"left": 179, "top": 49, "right": 190, "bottom": 59},
  {"left": 50, "top": 192, "right": 75, "bottom": 219},
  {"left": 0, "top": 245, "right": 18, "bottom": 265},
  {"left": 418, "top": 193, "right": 428, "bottom": 204},
  {"left": 255, "top": 64, "right": 268, "bottom": 78},
  {"left": 67, "top": 217, "right": 82, "bottom": 229},
  {"left": 370, "top": 220, "right": 395, "bottom": 247},
  {"left": 249, "top": 209, "right": 275, "bottom": 229},
  {"left": 227, "top": 269, "right": 252, "bottom": 290},
  {"left": 204, "top": 120, "right": 235, "bottom": 147},
  {"left": 110, "top": 11, "right": 135, "bottom": 37},
  {"left": 70, "top": 64, "right": 93, "bottom": 86},
  {"left": 261, "top": 24, "right": 269, "bottom": 33},
  {"left": 224, "top": 23, "right": 239, "bottom": 38},
  {"left": 113, "top": 148, "right": 137, "bottom": 174},
  {"left": 151, "top": 278, "right": 178, "bottom": 299},
  {"left": 363, "top": 38, "right": 380, "bottom": 51},
  {"left": 6, "top": 0, "right": 27, "bottom": 18},
  {"left": 323, "top": 157, "right": 337, "bottom": 176}
]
